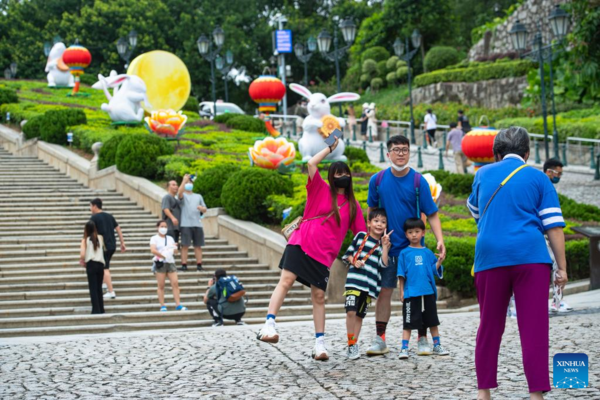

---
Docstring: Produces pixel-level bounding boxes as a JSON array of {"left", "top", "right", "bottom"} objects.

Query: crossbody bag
[
  {"left": 471, "top": 163, "right": 529, "bottom": 276},
  {"left": 153, "top": 236, "right": 168, "bottom": 270},
  {"left": 282, "top": 200, "right": 348, "bottom": 241}
]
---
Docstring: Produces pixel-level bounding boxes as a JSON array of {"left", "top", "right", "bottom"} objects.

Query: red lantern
[
  {"left": 62, "top": 44, "right": 92, "bottom": 96},
  {"left": 249, "top": 75, "right": 286, "bottom": 136},
  {"left": 462, "top": 129, "right": 499, "bottom": 171}
]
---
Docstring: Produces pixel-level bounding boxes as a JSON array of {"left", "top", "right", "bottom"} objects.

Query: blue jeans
[{"left": 381, "top": 256, "right": 399, "bottom": 289}]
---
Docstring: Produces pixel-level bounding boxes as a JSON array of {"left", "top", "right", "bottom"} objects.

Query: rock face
[
  {"left": 412, "top": 76, "right": 529, "bottom": 109},
  {"left": 468, "top": 0, "right": 569, "bottom": 61}
]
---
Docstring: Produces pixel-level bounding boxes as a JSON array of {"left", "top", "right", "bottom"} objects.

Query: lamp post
[
  {"left": 216, "top": 50, "right": 234, "bottom": 103},
  {"left": 294, "top": 37, "right": 316, "bottom": 87},
  {"left": 116, "top": 30, "right": 138, "bottom": 70},
  {"left": 198, "top": 26, "right": 225, "bottom": 118},
  {"left": 9, "top": 62, "right": 17, "bottom": 79},
  {"left": 317, "top": 17, "right": 357, "bottom": 116},
  {"left": 393, "top": 29, "right": 421, "bottom": 145},
  {"left": 509, "top": 5, "right": 570, "bottom": 160}
]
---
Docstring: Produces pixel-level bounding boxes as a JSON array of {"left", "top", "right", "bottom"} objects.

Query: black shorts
[
  {"left": 181, "top": 227, "right": 205, "bottom": 247},
  {"left": 344, "top": 289, "right": 371, "bottom": 319},
  {"left": 402, "top": 294, "right": 440, "bottom": 330},
  {"left": 167, "top": 229, "right": 180, "bottom": 245},
  {"left": 278, "top": 245, "right": 330, "bottom": 292},
  {"left": 427, "top": 129, "right": 437, "bottom": 141},
  {"left": 103, "top": 249, "right": 115, "bottom": 270}
]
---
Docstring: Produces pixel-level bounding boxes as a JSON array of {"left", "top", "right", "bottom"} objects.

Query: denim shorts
[{"left": 380, "top": 256, "right": 399, "bottom": 288}]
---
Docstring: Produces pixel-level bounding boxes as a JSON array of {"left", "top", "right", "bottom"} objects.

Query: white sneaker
[
  {"left": 312, "top": 337, "right": 329, "bottom": 361},
  {"left": 417, "top": 337, "right": 432, "bottom": 356},
  {"left": 256, "top": 319, "right": 279, "bottom": 343},
  {"left": 558, "top": 301, "right": 573, "bottom": 313},
  {"left": 433, "top": 344, "right": 450, "bottom": 356},
  {"left": 103, "top": 291, "right": 116, "bottom": 299},
  {"left": 398, "top": 347, "right": 409, "bottom": 359},
  {"left": 347, "top": 344, "right": 360, "bottom": 360}
]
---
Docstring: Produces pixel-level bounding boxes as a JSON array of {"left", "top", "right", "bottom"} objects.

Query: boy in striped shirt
[{"left": 342, "top": 208, "right": 392, "bottom": 360}]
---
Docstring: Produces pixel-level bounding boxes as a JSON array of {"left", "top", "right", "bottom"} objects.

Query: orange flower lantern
[
  {"left": 249, "top": 137, "right": 296, "bottom": 170},
  {"left": 145, "top": 109, "right": 188, "bottom": 137},
  {"left": 461, "top": 129, "right": 499, "bottom": 171},
  {"left": 62, "top": 43, "right": 92, "bottom": 96},
  {"left": 249, "top": 76, "right": 286, "bottom": 137}
]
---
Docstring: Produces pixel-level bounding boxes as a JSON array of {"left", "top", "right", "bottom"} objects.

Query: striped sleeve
[
  {"left": 342, "top": 232, "right": 364, "bottom": 265},
  {"left": 538, "top": 179, "right": 566, "bottom": 231},
  {"left": 467, "top": 174, "right": 480, "bottom": 223}
]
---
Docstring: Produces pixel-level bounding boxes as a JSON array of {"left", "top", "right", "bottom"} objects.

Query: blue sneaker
[
  {"left": 160, "top": 306, "right": 168, "bottom": 312},
  {"left": 176, "top": 305, "right": 188, "bottom": 311}
]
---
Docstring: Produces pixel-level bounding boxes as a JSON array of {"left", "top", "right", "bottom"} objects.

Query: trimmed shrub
[
  {"left": 566, "top": 240, "right": 590, "bottom": 281},
  {"left": 424, "top": 46, "right": 460, "bottom": 72},
  {"left": 214, "top": 113, "right": 238, "bottom": 124},
  {"left": 98, "top": 134, "right": 127, "bottom": 170},
  {"left": 386, "top": 56, "right": 400, "bottom": 71},
  {"left": 361, "top": 46, "right": 390, "bottom": 63},
  {"left": 0, "top": 88, "right": 18, "bottom": 106},
  {"left": 362, "top": 59, "right": 377, "bottom": 74},
  {"left": 22, "top": 116, "right": 45, "bottom": 139},
  {"left": 370, "top": 77, "right": 383, "bottom": 91},
  {"left": 426, "top": 234, "right": 477, "bottom": 297},
  {"left": 182, "top": 96, "right": 199, "bottom": 112},
  {"left": 115, "top": 134, "right": 174, "bottom": 179},
  {"left": 22, "top": 108, "right": 87, "bottom": 143},
  {"left": 221, "top": 168, "right": 293, "bottom": 223},
  {"left": 558, "top": 194, "right": 600, "bottom": 222},
  {"left": 376, "top": 60, "right": 388, "bottom": 78},
  {"left": 195, "top": 164, "right": 242, "bottom": 208},
  {"left": 414, "top": 60, "right": 535, "bottom": 88},
  {"left": 344, "top": 146, "right": 370, "bottom": 165},
  {"left": 396, "top": 59, "right": 407, "bottom": 69},
  {"left": 386, "top": 72, "right": 397, "bottom": 85},
  {"left": 396, "top": 67, "right": 409, "bottom": 82},
  {"left": 360, "top": 74, "right": 371, "bottom": 85},
  {"left": 423, "top": 169, "right": 473, "bottom": 197},
  {"left": 225, "top": 115, "right": 266, "bottom": 133}
]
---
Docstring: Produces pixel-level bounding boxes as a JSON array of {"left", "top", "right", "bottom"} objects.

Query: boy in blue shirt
[{"left": 397, "top": 218, "right": 449, "bottom": 359}]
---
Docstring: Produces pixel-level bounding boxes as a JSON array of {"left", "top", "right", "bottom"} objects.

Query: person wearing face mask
[
  {"left": 543, "top": 158, "right": 563, "bottom": 185},
  {"left": 150, "top": 220, "right": 187, "bottom": 312},
  {"left": 365, "top": 135, "right": 446, "bottom": 357},
  {"left": 257, "top": 137, "right": 366, "bottom": 361},
  {"left": 177, "top": 174, "right": 208, "bottom": 272}
]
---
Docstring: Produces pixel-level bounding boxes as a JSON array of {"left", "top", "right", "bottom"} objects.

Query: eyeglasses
[
  {"left": 548, "top": 169, "right": 563, "bottom": 177},
  {"left": 389, "top": 147, "right": 410, "bottom": 155}
]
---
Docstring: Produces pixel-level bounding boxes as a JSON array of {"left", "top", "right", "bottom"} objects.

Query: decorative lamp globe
[
  {"left": 212, "top": 26, "right": 225, "bottom": 47},
  {"left": 393, "top": 38, "right": 405, "bottom": 57},
  {"left": 340, "top": 18, "right": 357, "bottom": 44},
  {"left": 549, "top": 5, "right": 570, "bottom": 39},
  {"left": 197, "top": 35, "right": 210, "bottom": 55},
  {"left": 411, "top": 29, "right": 421, "bottom": 48},
  {"left": 317, "top": 30, "right": 332, "bottom": 54},
  {"left": 509, "top": 20, "right": 528, "bottom": 51}
]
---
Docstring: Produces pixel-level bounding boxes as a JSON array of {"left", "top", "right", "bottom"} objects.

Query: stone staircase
[{"left": 0, "top": 146, "right": 361, "bottom": 337}]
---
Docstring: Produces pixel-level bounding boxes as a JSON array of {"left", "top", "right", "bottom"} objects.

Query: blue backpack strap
[{"left": 414, "top": 170, "right": 421, "bottom": 218}]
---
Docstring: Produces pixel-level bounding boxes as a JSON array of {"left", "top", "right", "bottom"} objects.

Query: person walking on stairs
[
  {"left": 150, "top": 220, "right": 187, "bottom": 312},
  {"left": 257, "top": 137, "right": 366, "bottom": 361},
  {"left": 177, "top": 174, "right": 207, "bottom": 272},
  {"left": 79, "top": 221, "right": 105, "bottom": 314},
  {"left": 90, "top": 198, "right": 126, "bottom": 299},
  {"left": 162, "top": 180, "right": 181, "bottom": 245}
]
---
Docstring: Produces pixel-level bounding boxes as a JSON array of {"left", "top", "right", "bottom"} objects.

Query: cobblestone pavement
[
  {"left": 1, "top": 309, "right": 598, "bottom": 399},
  {"left": 361, "top": 142, "right": 600, "bottom": 208}
]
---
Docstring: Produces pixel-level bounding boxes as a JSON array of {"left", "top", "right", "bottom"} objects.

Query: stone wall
[
  {"left": 412, "top": 76, "right": 528, "bottom": 109},
  {"left": 468, "top": 0, "right": 569, "bottom": 61}
]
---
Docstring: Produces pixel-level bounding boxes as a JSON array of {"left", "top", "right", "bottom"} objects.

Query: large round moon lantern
[
  {"left": 62, "top": 43, "right": 92, "bottom": 96},
  {"left": 461, "top": 128, "right": 499, "bottom": 171},
  {"left": 249, "top": 76, "right": 286, "bottom": 137}
]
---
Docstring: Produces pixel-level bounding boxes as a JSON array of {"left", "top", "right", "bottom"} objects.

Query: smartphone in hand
[{"left": 324, "top": 128, "right": 343, "bottom": 146}]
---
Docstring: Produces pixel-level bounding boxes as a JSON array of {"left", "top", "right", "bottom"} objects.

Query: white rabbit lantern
[
  {"left": 45, "top": 42, "right": 75, "bottom": 88},
  {"left": 92, "top": 71, "right": 152, "bottom": 123},
  {"left": 289, "top": 83, "right": 360, "bottom": 162}
]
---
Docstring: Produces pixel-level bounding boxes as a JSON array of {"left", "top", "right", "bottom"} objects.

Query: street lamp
[
  {"left": 3, "top": 69, "right": 10, "bottom": 80},
  {"left": 394, "top": 29, "right": 421, "bottom": 144},
  {"left": 216, "top": 50, "right": 234, "bottom": 102},
  {"left": 509, "top": 6, "right": 570, "bottom": 160},
  {"left": 116, "top": 29, "right": 138, "bottom": 70},
  {"left": 294, "top": 37, "right": 316, "bottom": 86},
  {"left": 317, "top": 17, "right": 357, "bottom": 115},
  {"left": 9, "top": 62, "right": 17, "bottom": 78},
  {"left": 198, "top": 26, "right": 225, "bottom": 118}
]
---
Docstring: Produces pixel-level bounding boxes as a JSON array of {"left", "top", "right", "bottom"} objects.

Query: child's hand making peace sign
[{"left": 381, "top": 229, "right": 394, "bottom": 250}]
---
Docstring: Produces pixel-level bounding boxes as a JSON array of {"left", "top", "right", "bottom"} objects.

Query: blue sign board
[{"left": 276, "top": 30, "right": 292, "bottom": 53}]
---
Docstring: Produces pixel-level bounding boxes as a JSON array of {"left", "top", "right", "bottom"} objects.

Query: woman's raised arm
[{"left": 307, "top": 137, "right": 340, "bottom": 180}]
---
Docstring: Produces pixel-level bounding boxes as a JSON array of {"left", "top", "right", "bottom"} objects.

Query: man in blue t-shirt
[{"left": 365, "top": 135, "right": 446, "bottom": 356}]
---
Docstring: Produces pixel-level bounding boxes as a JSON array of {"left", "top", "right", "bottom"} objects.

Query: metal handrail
[{"left": 567, "top": 137, "right": 600, "bottom": 144}]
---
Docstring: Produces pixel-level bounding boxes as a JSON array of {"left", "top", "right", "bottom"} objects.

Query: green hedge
[
  {"left": 424, "top": 46, "right": 461, "bottom": 72},
  {"left": 495, "top": 116, "right": 600, "bottom": 141},
  {"left": 0, "top": 88, "right": 18, "bottom": 106},
  {"left": 98, "top": 134, "right": 126, "bottom": 170},
  {"left": 115, "top": 134, "right": 174, "bottom": 179},
  {"left": 225, "top": 115, "right": 266, "bottom": 133},
  {"left": 22, "top": 109, "right": 87, "bottom": 143},
  {"left": 558, "top": 194, "right": 600, "bottom": 222},
  {"left": 344, "top": 146, "right": 370, "bottom": 165},
  {"left": 566, "top": 240, "right": 590, "bottom": 281},
  {"left": 361, "top": 46, "right": 390, "bottom": 63},
  {"left": 221, "top": 168, "right": 293, "bottom": 223},
  {"left": 423, "top": 170, "right": 474, "bottom": 197},
  {"left": 195, "top": 164, "right": 242, "bottom": 208},
  {"left": 182, "top": 96, "right": 199, "bottom": 113},
  {"left": 426, "top": 234, "right": 477, "bottom": 298},
  {"left": 214, "top": 113, "right": 239, "bottom": 124},
  {"left": 414, "top": 60, "right": 535, "bottom": 88}
]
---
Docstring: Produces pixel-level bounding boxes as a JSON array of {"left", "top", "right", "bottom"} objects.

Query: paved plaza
[{"left": 1, "top": 295, "right": 598, "bottom": 400}]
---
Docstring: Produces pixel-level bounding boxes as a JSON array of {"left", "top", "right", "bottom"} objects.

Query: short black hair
[
  {"left": 368, "top": 208, "right": 387, "bottom": 221},
  {"left": 543, "top": 158, "right": 563, "bottom": 172},
  {"left": 387, "top": 135, "right": 410, "bottom": 151},
  {"left": 427, "top": 108, "right": 432, "bottom": 113},
  {"left": 214, "top": 269, "right": 227, "bottom": 280},
  {"left": 90, "top": 198, "right": 103, "bottom": 209},
  {"left": 458, "top": 109, "right": 464, "bottom": 114},
  {"left": 450, "top": 122, "right": 458, "bottom": 128},
  {"left": 156, "top": 220, "right": 167, "bottom": 227},
  {"left": 403, "top": 217, "right": 425, "bottom": 232}
]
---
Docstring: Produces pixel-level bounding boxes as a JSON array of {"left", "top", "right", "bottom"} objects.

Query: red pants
[{"left": 475, "top": 263, "right": 551, "bottom": 393}]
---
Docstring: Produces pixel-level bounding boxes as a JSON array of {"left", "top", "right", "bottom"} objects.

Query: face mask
[
  {"left": 551, "top": 177, "right": 560, "bottom": 184},
  {"left": 333, "top": 176, "right": 351, "bottom": 189},
  {"left": 388, "top": 155, "right": 409, "bottom": 172},
  {"left": 158, "top": 227, "right": 168, "bottom": 235},
  {"left": 184, "top": 183, "right": 194, "bottom": 191}
]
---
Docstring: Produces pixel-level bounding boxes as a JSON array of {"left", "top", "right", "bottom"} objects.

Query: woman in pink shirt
[{"left": 257, "top": 138, "right": 366, "bottom": 360}]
